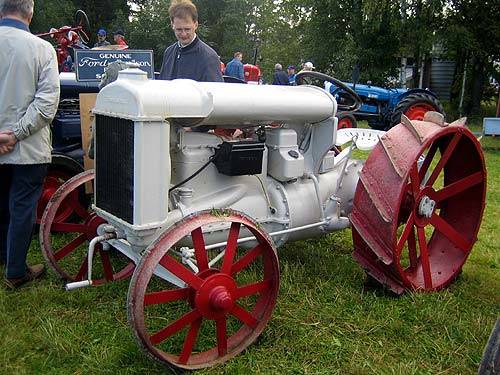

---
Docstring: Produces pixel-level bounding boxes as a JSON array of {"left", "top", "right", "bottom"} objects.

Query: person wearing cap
[
  {"left": 113, "top": 29, "right": 128, "bottom": 47},
  {"left": 159, "top": 0, "right": 223, "bottom": 82},
  {"left": 287, "top": 65, "right": 296, "bottom": 85},
  {"left": 302, "top": 61, "right": 315, "bottom": 71},
  {"left": 272, "top": 63, "right": 290, "bottom": 85},
  {"left": 94, "top": 28, "right": 110, "bottom": 48}
]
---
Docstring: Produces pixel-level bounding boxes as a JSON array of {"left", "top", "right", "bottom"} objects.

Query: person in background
[
  {"left": 287, "top": 65, "right": 296, "bottom": 85},
  {"left": 224, "top": 51, "right": 245, "bottom": 81},
  {"left": 159, "top": 0, "right": 223, "bottom": 82},
  {"left": 0, "top": 0, "right": 60, "bottom": 289},
  {"left": 272, "top": 63, "right": 290, "bottom": 85},
  {"left": 113, "top": 29, "right": 128, "bottom": 47},
  {"left": 302, "top": 61, "right": 315, "bottom": 71},
  {"left": 94, "top": 28, "right": 110, "bottom": 48}
]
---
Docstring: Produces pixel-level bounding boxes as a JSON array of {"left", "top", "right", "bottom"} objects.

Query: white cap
[{"left": 304, "top": 61, "right": 315, "bottom": 69}]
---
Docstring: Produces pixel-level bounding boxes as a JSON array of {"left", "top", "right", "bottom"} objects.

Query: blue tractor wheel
[{"left": 390, "top": 92, "right": 445, "bottom": 129}]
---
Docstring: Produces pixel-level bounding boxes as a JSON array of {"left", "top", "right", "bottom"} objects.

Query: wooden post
[{"left": 79, "top": 93, "right": 97, "bottom": 192}]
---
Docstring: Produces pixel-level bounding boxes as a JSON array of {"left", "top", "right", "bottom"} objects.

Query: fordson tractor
[
  {"left": 38, "top": 67, "right": 486, "bottom": 370},
  {"left": 328, "top": 81, "right": 444, "bottom": 130}
]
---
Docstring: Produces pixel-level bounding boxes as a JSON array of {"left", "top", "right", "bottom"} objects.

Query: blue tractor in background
[{"left": 327, "top": 80, "right": 445, "bottom": 130}]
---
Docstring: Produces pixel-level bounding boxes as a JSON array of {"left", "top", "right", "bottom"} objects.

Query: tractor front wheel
[
  {"left": 128, "top": 210, "right": 279, "bottom": 370},
  {"left": 390, "top": 93, "right": 444, "bottom": 129}
]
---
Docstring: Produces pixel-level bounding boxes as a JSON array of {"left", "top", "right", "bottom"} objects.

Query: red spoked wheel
[
  {"left": 337, "top": 113, "right": 358, "bottom": 129},
  {"left": 37, "top": 169, "right": 79, "bottom": 225},
  {"left": 39, "top": 170, "right": 135, "bottom": 284},
  {"left": 351, "top": 116, "right": 486, "bottom": 294},
  {"left": 128, "top": 210, "right": 279, "bottom": 370}
]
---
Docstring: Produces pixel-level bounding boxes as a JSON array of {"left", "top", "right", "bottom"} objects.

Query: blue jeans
[{"left": 0, "top": 164, "right": 48, "bottom": 278}]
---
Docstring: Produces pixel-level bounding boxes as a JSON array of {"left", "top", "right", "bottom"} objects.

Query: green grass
[{"left": 1, "top": 121, "right": 499, "bottom": 375}]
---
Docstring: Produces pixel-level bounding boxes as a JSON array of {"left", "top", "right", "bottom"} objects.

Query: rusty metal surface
[{"left": 351, "top": 119, "right": 487, "bottom": 294}]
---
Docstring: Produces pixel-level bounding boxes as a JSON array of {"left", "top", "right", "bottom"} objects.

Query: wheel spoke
[
  {"left": 216, "top": 318, "right": 227, "bottom": 357},
  {"left": 416, "top": 227, "right": 432, "bottom": 289},
  {"left": 144, "top": 288, "right": 190, "bottom": 306},
  {"left": 50, "top": 222, "right": 88, "bottom": 233},
  {"left": 191, "top": 227, "right": 209, "bottom": 272},
  {"left": 409, "top": 164, "right": 421, "bottom": 198},
  {"left": 221, "top": 222, "right": 241, "bottom": 274},
  {"left": 426, "top": 133, "right": 461, "bottom": 187},
  {"left": 150, "top": 309, "right": 201, "bottom": 345},
  {"left": 235, "top": 279, "right": 272, "bottom": 299},
  {"left": 54, "top": 234, "right": 86, "bottom": 261},
  {"left": 418, "top": 142, "right": 439, "bottom": 182},
  {"left": 231, "top": 304, "right": 258, "bottom": 328},
  {"left": 434, "top": 171, "right": 483, "bottom": 203},
  {"left": 429, "top": 213, "right": 470, "bottom": 252},
  {"left": 73, "top": 201, "right": 90, "bottom": 220},
  {"left": 407, "top": 227, "right": 418, "bottom": 269},
  {"left": 159, "top": 255, "right": 203, "bottom": 290},
  {"left": 74, "top": 255, "right": 88, "bottom": 281},
  {"left": 178, "top": 318, "right": 202, "bottom": 364},
  {"left": 396, "top": 212, "right": 415, "bottom": 255},
  {"left": 231, "top": 244, "right": 263, "bottom": 275},
  {"left": 99, "top": 250, "right": 114, "bottom": 281}
]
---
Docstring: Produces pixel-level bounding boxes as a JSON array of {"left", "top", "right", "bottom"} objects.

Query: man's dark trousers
[{"left": 0, "top": 164, "right": 47, "bottom": 278}]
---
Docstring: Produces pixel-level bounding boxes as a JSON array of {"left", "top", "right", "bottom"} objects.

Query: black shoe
[{"left": 3, "top": 264, "right": 45, "bottom": 289}]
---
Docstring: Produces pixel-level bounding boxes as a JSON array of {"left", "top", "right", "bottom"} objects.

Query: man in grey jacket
[{"left": 0, "top": 0, "right": 60, "bottom": 289}]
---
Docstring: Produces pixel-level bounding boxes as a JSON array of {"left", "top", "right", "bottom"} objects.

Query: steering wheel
[
  {"left": 74, "top": 10, "right": 90, "bottom": 45},
  {"left": 296, "top": 71, "right": 362, "bottom": 112}
]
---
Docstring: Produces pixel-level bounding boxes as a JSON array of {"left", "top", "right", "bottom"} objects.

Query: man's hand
[{"left": 0, "top": 131, "right": 18, "bottom": 155}]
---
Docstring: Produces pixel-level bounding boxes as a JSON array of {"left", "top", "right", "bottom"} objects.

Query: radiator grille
[{"left": 95, "top": 115, "right": 134, "bottom": 224}]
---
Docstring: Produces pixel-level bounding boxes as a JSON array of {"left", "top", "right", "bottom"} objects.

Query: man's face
[
  {"left": 287, "top": 68, "right": 295, "bottom": 75},
  {"left": 98, "top": 34, "right": 106, "bottom": 42},
  {"left": 172, "top": 16, "right": 198, "bottom": 46}
]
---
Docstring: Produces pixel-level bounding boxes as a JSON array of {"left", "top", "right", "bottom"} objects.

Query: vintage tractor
[
  {"left": 327, "top": 81, "right": 445, "bottom": 130},
  {"left": 39, "top": 69, "right": 486, "bottom": 370}
]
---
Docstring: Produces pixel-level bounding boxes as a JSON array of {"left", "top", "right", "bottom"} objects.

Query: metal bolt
[{"left": 418, "top": 196, "right": 436, "bottom": 218}]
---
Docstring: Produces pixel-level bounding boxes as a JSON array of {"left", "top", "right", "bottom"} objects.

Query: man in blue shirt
[
  {"left": 224, "top": 52, "right": 245, "bottom": 81},
  {"left": 287, "top": 65, "right": 296, "bottom": 85}
]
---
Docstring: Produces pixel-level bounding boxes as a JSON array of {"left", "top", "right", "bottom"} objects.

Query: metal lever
[{"left": 64, "top": 229, "right": 117, "bottom": 291}]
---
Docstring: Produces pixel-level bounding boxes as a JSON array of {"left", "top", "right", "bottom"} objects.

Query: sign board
[{"left": 75, "top": 49, "right": 154, "bottom": 81}]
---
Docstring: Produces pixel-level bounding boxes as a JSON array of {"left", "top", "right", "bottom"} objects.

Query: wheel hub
[
  {"left": 209, "top": 286, "right": 234, "bottom": 312},
  {"left": 195, "top": 273, "right": 237, "bottom": 319},
  {"left": 85, "top": 213, "right": 106, "bottom": 240},
  {"left": 418, "top": 195, "right": 436, "bottom": 218}
]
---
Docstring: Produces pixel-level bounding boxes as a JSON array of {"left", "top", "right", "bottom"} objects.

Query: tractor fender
[{"left": 399, "top": 88, "right": 439, "bottom": 100}]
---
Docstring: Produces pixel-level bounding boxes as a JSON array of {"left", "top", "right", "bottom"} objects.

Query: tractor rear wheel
[
  {"left": 128, "top": 210, "right": 279, "bottom": 370},
  {"left": 390, "top": 93, "right": 444, "bottom": 129},
  {"left": 337, "top": 113, "right": 358, "bottom": 129},
  {"left": 351, "top": 117, "right": 486, "bottom": 294}
]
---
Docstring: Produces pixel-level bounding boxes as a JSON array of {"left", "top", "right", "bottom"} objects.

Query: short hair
[
  {"left": 0, "top": 0, "right": 34, "bottom": 19},
  {"left": 234, "top": 52, "right": 242, "bottom": 58},
  {"left": 169, "top": 0, "right": 198, "bottom": 23},
  {"left": 275, "top": 63, "right": 282, "bottom": 70}
]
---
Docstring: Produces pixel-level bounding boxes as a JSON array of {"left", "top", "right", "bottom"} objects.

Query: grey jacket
[{"left": 0, "top": 18, "right": 60, "bottom": 164}]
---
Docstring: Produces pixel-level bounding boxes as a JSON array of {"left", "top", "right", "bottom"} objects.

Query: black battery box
[{"left": 213, "top": 141, "right": 265, "bottom": 176}]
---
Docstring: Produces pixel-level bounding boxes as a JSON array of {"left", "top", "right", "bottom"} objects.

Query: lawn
[{"left": 0, "top": 119, "right": 498, "bottom": 375}]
